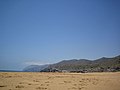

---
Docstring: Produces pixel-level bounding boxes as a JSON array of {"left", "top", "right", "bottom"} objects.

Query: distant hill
[
  {"left": 23, "top": 65, "right": 49, "bottom": 72},
  {"left": 23, "top": 55, "right": 120, "bottom": 72}
]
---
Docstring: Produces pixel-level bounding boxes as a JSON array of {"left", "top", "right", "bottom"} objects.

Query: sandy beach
[{"left": 0, "top": 72, "right": 120, "bottom": 90}]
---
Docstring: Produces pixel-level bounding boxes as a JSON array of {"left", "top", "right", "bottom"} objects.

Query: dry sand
[{"left": 0, "top": 72, "right": 120, "bottom": 90}]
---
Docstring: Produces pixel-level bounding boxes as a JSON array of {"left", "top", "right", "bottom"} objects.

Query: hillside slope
[
  {"left": 23, "top": 55, "right": 120, "bottom": 72},
  {"left": 23, "top": 65, "right": 49, "bottom": 72}
]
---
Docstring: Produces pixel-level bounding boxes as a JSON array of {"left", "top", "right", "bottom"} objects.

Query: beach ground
[{"left": 0, "top": 72, "right": 120, "bottom": 90}]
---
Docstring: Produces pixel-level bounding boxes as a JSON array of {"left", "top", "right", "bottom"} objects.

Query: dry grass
[{"left": 0, "top": 72, "right": 120, "bottom": 90}]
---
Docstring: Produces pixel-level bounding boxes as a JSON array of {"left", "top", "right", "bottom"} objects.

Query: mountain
[
  {"left": 23, "top": 64, "right": 49, "bottom": 72},
  {"left": 23, "top": 55, "right": 120, "bottom": 72},
  {"left": 47, "top": 59, "right": 92, "bottom": 71}
]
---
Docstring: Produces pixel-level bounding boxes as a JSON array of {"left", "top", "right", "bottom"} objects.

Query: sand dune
[{"left": 0, "top": 72, "right": 120, "bottom": 90}]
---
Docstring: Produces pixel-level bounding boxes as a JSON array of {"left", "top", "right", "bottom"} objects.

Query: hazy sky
[{"left": 0, "top": 0, "right": 120, "bottom": 70}]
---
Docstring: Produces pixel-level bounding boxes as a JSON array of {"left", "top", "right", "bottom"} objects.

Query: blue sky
[{"left": 0, "top": 0, "right": 120, "bottom": 70}]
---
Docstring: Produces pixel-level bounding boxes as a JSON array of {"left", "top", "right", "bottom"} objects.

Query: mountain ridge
[{"left": 23, "top": 55, "right": 120, "bottom": 72}]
